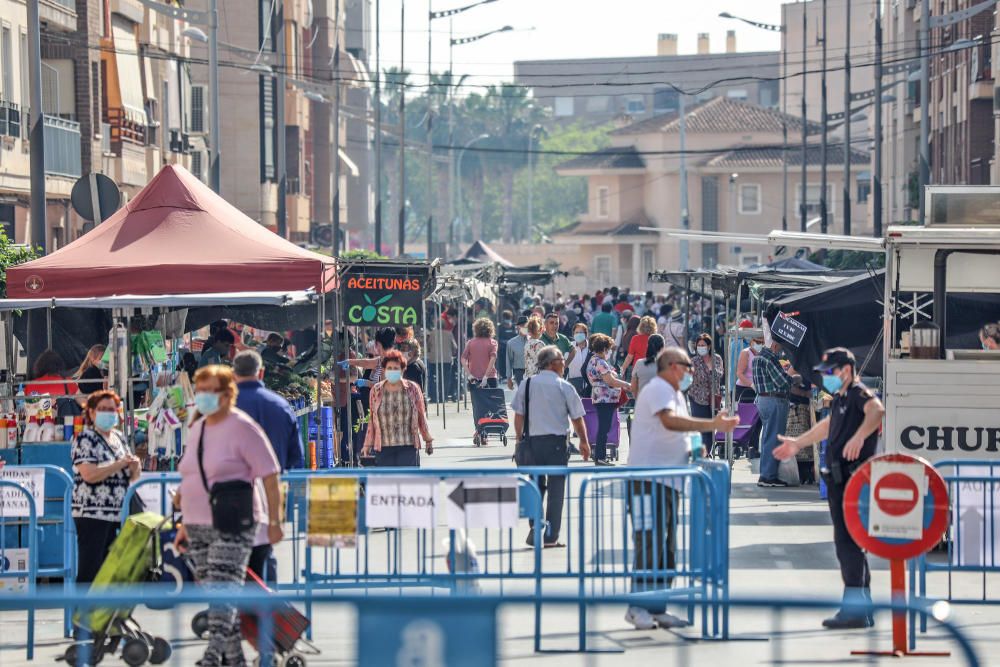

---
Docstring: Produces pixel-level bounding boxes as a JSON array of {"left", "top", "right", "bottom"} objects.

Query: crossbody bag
[
  {"left": 196, "top": 422, "right": 255, "bottom": 534},
  {"left": 513, "top": 378, "right": 534, "bottom": 466}
]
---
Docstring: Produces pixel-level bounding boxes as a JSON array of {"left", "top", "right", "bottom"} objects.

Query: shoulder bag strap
[
  {"left": 523, "top": 378, "right": 531, "bottom": 439},
  {"left": 195, "top": 422, "right": 210, "bottom": 493}
]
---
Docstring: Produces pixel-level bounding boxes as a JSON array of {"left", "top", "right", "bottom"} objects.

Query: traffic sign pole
[{"left": 843, "top": 453, "right": 951, "bottom": 658}]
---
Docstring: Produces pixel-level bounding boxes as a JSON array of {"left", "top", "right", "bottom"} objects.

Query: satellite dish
[{"left": 71, "top": 173, "right": 122, "bottom": 223}]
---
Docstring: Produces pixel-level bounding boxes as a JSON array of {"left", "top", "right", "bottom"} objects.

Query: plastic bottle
[
  {"left": 7, "top": 413, "right": 18, "bottom": 445},
  {"left": 22, "top": 415, "right": 40, "bottom": 443},
  {"left": 0, "top": 417, "right": 7, "bottom": 448},
  {"left": 63, "top": 416, "right": 74, "bottom": 441},
  {"left": 38, "top": 416, "right": 56, "bottom": 442}
]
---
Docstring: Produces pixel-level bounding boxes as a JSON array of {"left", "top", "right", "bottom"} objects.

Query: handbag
[
  {"left": 513, "top": 379, "right": 534, "bottom": 466},
  {"left": 56, "top": 382, "right": 84, "bottom": 419},
  {"left": 98, "top": 434, "right": 146, "bottom": 515},
  {"left": 196, "top": 421, "right": 255, "bottom": 534}
]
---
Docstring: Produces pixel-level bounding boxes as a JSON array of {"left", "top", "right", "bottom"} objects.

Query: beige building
[{"left": 550, "top": 97, "right": 870, "bottom": 293}]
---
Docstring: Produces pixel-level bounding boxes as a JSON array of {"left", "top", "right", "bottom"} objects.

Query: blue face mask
[
  {"left": 194, "top": 391, "right": 222, "bottom": 416},
  {"left": 385, "top": 370, "right": 403, "bottom": 384},
  {"left": 679, "top": 372, "right": 694, "bottom": 392},
  {"left": 574, "top": 332, "right": 587, "bottom": 343},
  {"left": 822, "top": 373, "right": 844, "bottom": 394},
  {"left": 94, "top": 411, "right": 119, "bottom": 432}
]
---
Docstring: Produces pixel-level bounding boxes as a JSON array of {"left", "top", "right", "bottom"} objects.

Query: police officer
[{"left": 774, "top": 347, "right": 885, "bottom": 630}]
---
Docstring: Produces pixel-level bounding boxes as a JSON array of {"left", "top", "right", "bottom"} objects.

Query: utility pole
[
  {"left": 374, "top": 0, "right": 382, "bottom": 253},
  {"left": 332, "top": 0, "right": 342, "bottom": 256},
  {"left": 918, "top": 0, "right": 930, "bottom": 226},
  {"left": 781, "top": 34, "right": 788, "bottom": 232},
  {"left": 275, "top": 0, "right": 287, "bottom": 238},
  {"left": 873, "top": 4, "right": 883, "bottom": 238},
  {"left": 27, "top": 0, "right": 45, "bottom": 251},
  {"left": 208, "top": 0, "right": 220, "bottom": 193},
  {"left": 426, "top": 3, "right": 434, "bottom": 260},
  {"left": 448, "top": 20, "right": 455, "bottom": 256},
  {"left": 842, "top": 0, "right": 851, "bottom": 236},
  {"left": 679, "top": 92, "right": 689, "bottom": 271},
  {"left": 800, "top": 0, "right": 808, "bottom": 233},
  {"left": 820, "top": 0, "right": 829, "bottom": 234},
  {"left": 398, "top": 0, "right": 406, "bottom": 257}
]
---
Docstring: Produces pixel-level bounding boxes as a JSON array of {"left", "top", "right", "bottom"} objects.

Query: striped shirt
[
  {"left": 751, "top": 347, "right": 792, "bottom": 395},
  {"left": 365, "top": 380, "right": 431, "bottom": 452},
  {"left": 377, "top": 387, "right": 413, "bottom": 447}
]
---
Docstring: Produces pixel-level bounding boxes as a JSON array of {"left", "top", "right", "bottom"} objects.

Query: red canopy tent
[{"left": 8, "top": 165, "right": 336, "bottom": 298}]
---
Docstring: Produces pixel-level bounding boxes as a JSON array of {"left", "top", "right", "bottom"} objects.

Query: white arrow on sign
[{"left": 444, "top": 477, "right": 519, "bottom": 530}]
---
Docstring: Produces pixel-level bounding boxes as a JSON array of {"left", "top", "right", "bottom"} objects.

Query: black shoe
[
  {"left": 822, "top": 613, "right": 874, "bottom": 630},
  {"left": 568, "top": 444, "right": 580, "bottom": 455},
  {"left": 595, "top": 459, "right": 615, "bottom": 467},
  {"left": 757, "top": 477, "right": 788, "bottom": 487}
]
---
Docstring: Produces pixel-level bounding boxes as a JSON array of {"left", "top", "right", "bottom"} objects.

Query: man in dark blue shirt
[
  {"left": 233, "top": 349, "right": 303, "bottom": 583},
  {"left": 234, "top": 350, "right": 304, "bottom": 470}
]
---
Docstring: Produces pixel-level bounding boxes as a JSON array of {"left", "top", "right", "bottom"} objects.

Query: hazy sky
[{"left": 372, "top": 0, "right": 789, "bottom": 89}]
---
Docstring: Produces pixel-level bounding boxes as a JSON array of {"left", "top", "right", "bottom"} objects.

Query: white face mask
[{"left": 696, "top": 346, "right": 709, "bottom": 356}]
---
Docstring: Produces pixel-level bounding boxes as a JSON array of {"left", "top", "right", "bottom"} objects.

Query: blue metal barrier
[
  {"left": 0, "top": 478, "right": 40, "bottom": 659},
  {"left": 0, "top": 586, "right": 983, "bottom": 666},
  {"left": 911, "top": 459, "right": 1000, "bottom": 648},
  {"left": 3, "top": 464, "right": 76, "bottom": 640}
]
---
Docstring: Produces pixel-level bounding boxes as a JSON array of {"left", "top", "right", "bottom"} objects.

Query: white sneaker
[
  {"left": 625, "top": 606, "right": 657, "bottom": 630},
  {"left": 653, "top": 611, "right": 690, "bottom": 629}
]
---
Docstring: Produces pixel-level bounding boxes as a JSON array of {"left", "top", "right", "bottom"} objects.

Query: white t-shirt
[
  {"left": 567, "top": 342, "right": 589, "bottom": 379},
  {"left": 628, "top": 375, "right": 691, "bottom": 471}
]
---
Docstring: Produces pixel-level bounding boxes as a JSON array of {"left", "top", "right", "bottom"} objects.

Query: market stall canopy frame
[{"left": 7, "top": 165, "right": 337, "bottom": 298}]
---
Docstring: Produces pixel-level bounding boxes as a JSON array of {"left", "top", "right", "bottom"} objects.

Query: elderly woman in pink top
[
  {"left": 173, "top": 365, "right": 282, "bottom": 667},
  {"left": 461, "top": 318, "right": 499, "bottom": 445}
]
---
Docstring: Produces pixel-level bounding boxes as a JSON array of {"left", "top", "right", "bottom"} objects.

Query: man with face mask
[
  {"left": 774, "top": 347, "right": 884, "bottom": 630},
  {"left": 752, "top": 338, "right": 796, "bottom": 487},
  {"left": 505, "top": 316, "right": 529, "bottom": 389},
  {"left": 625, "top": 346, "right": 737, "bottom": 630}
]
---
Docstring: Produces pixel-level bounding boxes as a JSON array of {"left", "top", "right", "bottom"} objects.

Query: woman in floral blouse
[
  {"left": 72, "top": 390, "right": 140, "bottom": 584},
  {"left": 586, "top": 334, "right": 630, "bottom": 465},
  {"left": 689, "top": 333, "right": 724, "bottom": 451},
  {"left": 523, "top": 316, "right": 546, "bottom": 378},
  {"left": 363, "top": 350, "right": 433, "bottom": 466}
]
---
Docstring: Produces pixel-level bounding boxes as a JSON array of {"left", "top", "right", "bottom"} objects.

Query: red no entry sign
[{"left": 843, "top": 453, "right": 949, "bottom": 561}]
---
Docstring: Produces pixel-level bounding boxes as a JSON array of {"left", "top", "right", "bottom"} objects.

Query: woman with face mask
[
  {"left": 736, "top": 335, "right": 764, "bottom": 403},
  {"left": 362, "top": 350, "right": 433, "bottom": 466},
  {"left": 566, "top": 323, "right": 590, "bottom": 394},
  {"left": 586, "top": 334, "right": 632, "bottom": 465},
  {"left": 173, "top": 366, "right": 283, "bottom": 667},
  {"left": 71, "top": 390, "right": 139, "bottom": 585},
  {"left": 688, "top": 334, "right": 724, "bottom": 451}
]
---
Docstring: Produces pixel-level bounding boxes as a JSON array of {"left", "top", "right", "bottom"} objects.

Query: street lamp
[
  {"left": 719, "top": 11, "right": 789, "bottom": 232},
  {"left": 450, "top": 25, "right": 514, "bottom": 46},
  {"left": 430, "top": 0, "right": 498, "bottom": 19},
  {"left": 452, "top": 134, "right": 490, "bottom": 248}
]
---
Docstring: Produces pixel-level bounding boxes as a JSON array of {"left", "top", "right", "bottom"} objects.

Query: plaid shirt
[{"left": 751, "top": 347, "right": 792, "bottom": 395}]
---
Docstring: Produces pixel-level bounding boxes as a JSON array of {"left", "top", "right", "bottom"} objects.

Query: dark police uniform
[{"left": 823, "top": 380, "right": 879, "bottom": 611}]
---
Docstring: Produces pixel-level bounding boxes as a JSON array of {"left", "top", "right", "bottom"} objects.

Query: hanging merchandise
[{"left": 106, "top": 322, "right": 129, "bottom": 398}]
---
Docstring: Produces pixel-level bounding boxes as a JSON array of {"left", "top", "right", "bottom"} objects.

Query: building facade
[
  {"left": 551, "top": 97, "right": 871, "bottom": 292},
  {"left": 514, "top": 32, "right": 780, "bottom": 125}
]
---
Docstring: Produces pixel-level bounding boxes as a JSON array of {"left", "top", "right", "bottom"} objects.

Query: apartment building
[
  {"left": 0, "top": 0, "right": 80, "bottom": 248},
  {"left": 551, "top": 97, "right": 870, "bottom": 291},
  {"left": 514, "top": 32, "right": 780, "bottom": 125}
]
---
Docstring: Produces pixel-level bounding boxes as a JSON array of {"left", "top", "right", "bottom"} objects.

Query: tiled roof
[
  {"left": 555, "top": 146, "right": 645, "bottom": 172},
  {"left": 553, "top": 217, "right": 656, "bottom": 236},
  {"left": 706, "top": 143, "right": 870, "bottom": 168},
  {"left": 610, "top": 97, "right": 822, "bottom": 136}
]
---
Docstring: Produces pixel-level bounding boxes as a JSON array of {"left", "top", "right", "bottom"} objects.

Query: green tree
[{"left": 0, "top": 232, "right": 39, "bottom": 298}]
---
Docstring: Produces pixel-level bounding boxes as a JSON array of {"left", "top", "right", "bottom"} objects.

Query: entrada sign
[{"left": 342, "top": 271, "right": 426, "bottom": 326}]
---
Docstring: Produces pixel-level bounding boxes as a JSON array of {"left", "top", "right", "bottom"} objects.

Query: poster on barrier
[
  {"left": 365, "top": 477, "right": 437, "bottom": 529},
  {"left": 443, "top": 478, "right": 518, "bottom": 530},
  {"left": 136, "top": 474, "right": 180, "bottom": 515},
  {"left": 0, "top": 548, "right": 29, "bottom": 594},
  {"left": 952, "top": 466, "right": 1000, "bottom": 566},
  {"left": 0, "top": 468, "right": 45, "bottom": 518},
  {"left": 308, "top": 478, "right": 358, "bottom": 548}
]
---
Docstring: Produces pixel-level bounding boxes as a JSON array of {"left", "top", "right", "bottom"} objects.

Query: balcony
[
  {"left": 106, "top": 108, "right": 147, "bottom": 154},
  {"left": 43, "top": 115, "right": 82, "bottom": 178},
  {"left": 40, "top": 0, "right": 77, "bottom": 32}
]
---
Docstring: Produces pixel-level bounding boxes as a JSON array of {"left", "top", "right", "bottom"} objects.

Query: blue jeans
[{"left": 755, "top": 396, "right": 789, "bottom": 480}]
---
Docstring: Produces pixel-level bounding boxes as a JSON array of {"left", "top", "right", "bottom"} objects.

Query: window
[
  {"left": 191, "top": 151, "right": 204, "bottom": 181},
  {"left": 726, "top": 89, "right": 748, "bottom": 101},
  {"left": 641, "top": 247, "right": 654, "bottom": 277},
  {"left": 1, "top": 26, "right": 12, "bottom": 104},
  {"left": 595, "top": 256, "right": 612, "bottom": 285},
  {"left": 596, "top": 186, "right": 609, "bottom": 218},
  {"left": 18, "top": 32, "right": 26, "bottom": 109},
  {"left": 624, "top": 96, "right": 645, "bottom": 114},
  {"left": 189, "top": 85, "right": 205, "bottom": 133},
  {"left": 41, "top": 63, "right": 58, "bottom": 115},
  {"left": 741, "top": 254, "right": 761, "bottom": 267},
  {"left": 111, "top": 17, "right": 145, "bottom": 124},
  {"left": 653, "top": 88, "right": 679, "bottom": 113},
  {"left": 554, "top": 96, "right": 573, "bottom": 117},
  {"left": 857, "top": 180, "right": 871, "bottom": 203},
  {"left": 737, "top": 184, "right": 762, "bottom": 215},
  {"left": 795, "top": 183, "right": 835, "bottom": 218}
]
